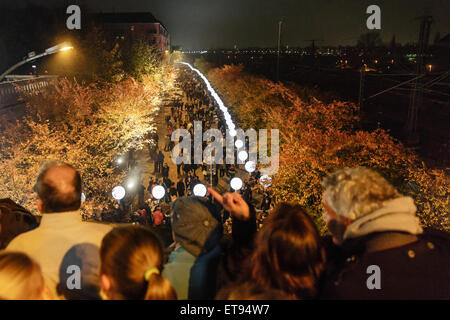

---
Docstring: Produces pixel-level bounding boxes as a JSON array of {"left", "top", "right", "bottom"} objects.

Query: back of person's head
[
  {"left": 34, "top": 161, "right": 82, "bottom": 213},
  {"left": 216, "top": 282, "right": 297, "bottom": 300},
  {"left": 100, "top": 225, "right": 176, "bottom": 300},
  {"left": 171, "top": 196, "right": 222, "bottom": 257},
  {"left": 0, "top": 252, "right": 46, "bottom": 300},
  {"left": 322, "top": 167, "right": 401, "bottom": 220},
  {"left": 249, "top": 203, "right": 326, "bottom": 299}
]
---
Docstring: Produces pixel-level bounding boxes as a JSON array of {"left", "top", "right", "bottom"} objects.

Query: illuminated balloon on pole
[
  {"left": 259, "top": 175, "right": 272, "bottom": 188},
  {"left": 244, "top": 161, "right": 256, "bottom": 173},
  {"left": 238, "top": 150, "right": 248, "bottom": 161},
  {"left": 235, "top": 139, "right": 244, "bottom": 148},
  {"left": 152, "top": 185, "right": 165, "bottom": 200},
  {"left": 230, "top": 177, "right": 243, "bottom": 191},
  {"left": 112, "top": 186, "right": 126, "bottom": 200},
  {"left": 193, "top": 184, "right": 207, "bottom": 197}
]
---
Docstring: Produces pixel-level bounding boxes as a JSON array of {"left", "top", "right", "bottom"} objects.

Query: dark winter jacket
[{"left": 320, "top": 229, "right": 450, "bottom": 300}]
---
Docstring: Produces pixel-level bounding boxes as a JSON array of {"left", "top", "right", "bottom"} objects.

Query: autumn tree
[{"left": 207, "top": 64, "right": 449, "bottom": 233}]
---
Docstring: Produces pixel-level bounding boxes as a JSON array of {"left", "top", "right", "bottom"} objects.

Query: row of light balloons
[{"left": 110, "top": 62, "right": 272, "bottom": 202}]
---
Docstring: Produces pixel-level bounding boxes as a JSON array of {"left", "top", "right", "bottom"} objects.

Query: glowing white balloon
[
  {"left": 244, "top": 161, "right": 256, "bottom": 173},
  {"left": 235, "top": 139, "right": 244, "bottom": 148},
  {"left": 193, "top": 184, "right": 207, "bottom": 197},
  {"left": 112, "top": 186, "right": 126, "bottom": 200},
  {"left": 230, "top": 177, "right": 243, "bottom": 191},
  {"left": 238, "top": 150, "right": 248, "bottom": 161},
  {"left": 259, "top": 175, "right": 272, "bottom": 188},
  {"left": 152, "top": 185, "right": 166, "bottom": 200},
  {"left": 127, "top": 180, "right": 135, "bottom": 189},
  {"left": 229, "top": 129, "right": 237, "bottom": 137}
]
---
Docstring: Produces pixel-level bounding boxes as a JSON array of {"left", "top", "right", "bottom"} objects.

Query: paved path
[{"left": 133, "top": 66, "right": 264, "bottom": 207}]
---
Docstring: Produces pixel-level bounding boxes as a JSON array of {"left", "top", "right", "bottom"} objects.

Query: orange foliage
[
  {"left": 207, "top": 64, "right": 449, "bottom": 233},
  {"left": 0, "top": 68, "right": 176, "bottom": 216}
]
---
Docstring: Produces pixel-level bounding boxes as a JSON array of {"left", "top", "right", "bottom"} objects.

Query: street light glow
[{"left": 60, "top": 46, "right": 73, "bottom": 52}]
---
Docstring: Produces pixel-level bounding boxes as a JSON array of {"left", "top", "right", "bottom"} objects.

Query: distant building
[{"left": 95, "top": 12, "right": 170, "bottom": 52}]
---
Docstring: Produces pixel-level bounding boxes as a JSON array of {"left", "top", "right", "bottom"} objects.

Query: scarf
[{"left": 344, "top": 196, "right": 423, "bottom": 240}]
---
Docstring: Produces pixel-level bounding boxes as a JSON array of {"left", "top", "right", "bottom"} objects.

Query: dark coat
[
  {"left": 0, "top": 199, "right": 40, "bottom": 249},
  {"left": 177, "top": 181, "right": 186, "bottom": 197},
  {"left": 319, "top": 229, "right": 450, "bottom": 300},
  {"left": 216, "top": 204, "right": 257, "bottom": 292}
]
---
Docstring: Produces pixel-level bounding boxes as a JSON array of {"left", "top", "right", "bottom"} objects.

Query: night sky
[{"left": 7, "top": 0, "right": 450, "bottom": 49}]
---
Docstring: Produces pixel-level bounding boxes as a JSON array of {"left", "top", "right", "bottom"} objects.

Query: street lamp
[{"left": 0, "top": 42, "right": 73, "bottom": 81}]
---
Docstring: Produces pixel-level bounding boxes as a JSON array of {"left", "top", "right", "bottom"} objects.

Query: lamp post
[{"left": 0, "top": 42, "right": 73, "bottom": 82}]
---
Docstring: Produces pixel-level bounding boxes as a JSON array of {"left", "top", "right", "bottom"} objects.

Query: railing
[{"left": 0, "top": 75, "right": 58, "bottom": 109}]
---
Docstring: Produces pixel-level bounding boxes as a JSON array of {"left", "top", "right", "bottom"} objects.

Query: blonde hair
[
  {"left": 322, "top": 167, "right": 401, "bottom": 220},
  {"left": 100, "top": 225, "right": 177, "bottom": 300},
  {"left": 0, "top": 252, "right": 45, "bottom": 300}
]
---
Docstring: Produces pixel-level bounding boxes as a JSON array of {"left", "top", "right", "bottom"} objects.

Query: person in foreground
[
  {"left": 0, "top": 252, "right": 52, "bottom": 300},
  {"left": 210, "top": 189, "right": 326, "bottom": 300},
  {"left": 320, "top": 167, "right": 450, "bottom": 299},
  {"left": 99, "top": 225, "right": 177, "bottom": 300},
  {"left": 6, "top": 161, "right": 112, "bottom": 299},
  {"left": 162, "top": 196, "right": 223, "bottom": 299}
]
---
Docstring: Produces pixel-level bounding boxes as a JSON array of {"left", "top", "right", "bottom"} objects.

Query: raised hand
[{"left": 208, "top": 187, "right": 250, "bottom": 220}]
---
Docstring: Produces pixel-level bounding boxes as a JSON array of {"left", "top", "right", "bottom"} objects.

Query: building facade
[{"left": 96, "top": 12, "right": 170, "bottom": 52}]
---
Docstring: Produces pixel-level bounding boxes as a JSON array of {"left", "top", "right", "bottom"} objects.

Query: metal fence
[{"left": 0, "top": 75, "right": 58, "bottom": 109}]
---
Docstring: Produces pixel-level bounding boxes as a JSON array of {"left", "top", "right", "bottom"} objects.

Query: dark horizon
[{"left": 3, "top": 0, "right": 449, "bottom": 50}]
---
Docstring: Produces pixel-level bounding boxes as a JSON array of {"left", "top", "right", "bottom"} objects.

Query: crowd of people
[
  {"left": 83, "top": 70, "right": 273, "bottom": 232},
  {"left": 1, "top": 162, "right": 449, "bottom": 300},
  {"left": 0, "top": 67, "right": 448, "bottom": 300}
]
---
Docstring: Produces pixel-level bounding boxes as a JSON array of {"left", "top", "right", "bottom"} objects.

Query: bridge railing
[{"left": 0, "top": 75, "right": 58, "bottom": 109}]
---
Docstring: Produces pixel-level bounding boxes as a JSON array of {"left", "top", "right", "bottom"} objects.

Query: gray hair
[{"left": 322, "top": 167, "right": 401, "bottom": 220}]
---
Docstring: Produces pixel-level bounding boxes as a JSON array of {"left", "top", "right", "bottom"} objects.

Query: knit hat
[{"left": 171, "top": 196, "right": 222, "bottom": 257}]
